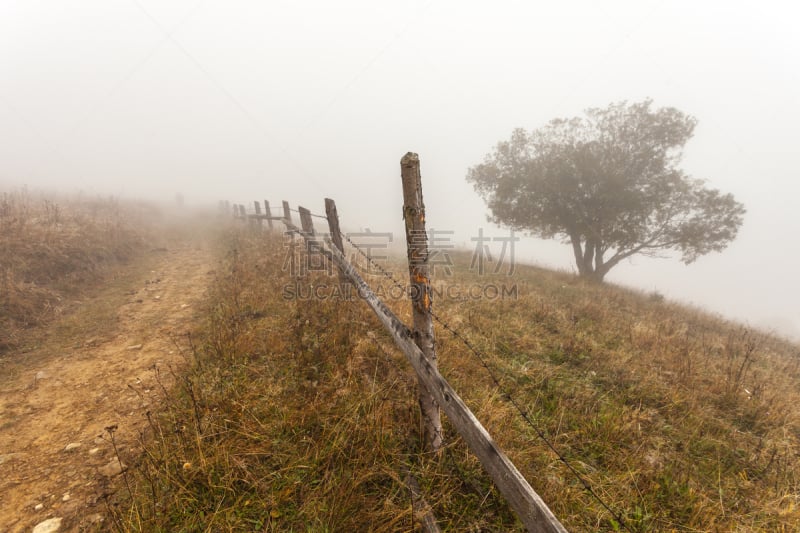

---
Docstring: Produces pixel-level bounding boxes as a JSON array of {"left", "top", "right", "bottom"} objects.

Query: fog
[{"left": 2, "top": 1, "right": 798, "bottom": 339}]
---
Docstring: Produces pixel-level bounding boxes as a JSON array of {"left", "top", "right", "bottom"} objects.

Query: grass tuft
[
  {"left": 0, "top": 189, "right": 149, "bottom": 352},
  {"left": 109, "top": 226, "right": 800, "bottom": 532}
]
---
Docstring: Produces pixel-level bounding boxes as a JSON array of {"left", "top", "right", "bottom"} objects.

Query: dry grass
[
  {"left": 0, "top": 189, "right": 151, "bottom": 352},
  {"left": 109, "top": 225, "right": 800, "bottom": 532},
  {"left": 427, "top": 254, "right": 800, "bottom": 531}
]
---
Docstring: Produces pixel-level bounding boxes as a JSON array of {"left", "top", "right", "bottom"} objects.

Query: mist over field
[{"left": 1, "top": 1, "right": 798, "bottom": 338}]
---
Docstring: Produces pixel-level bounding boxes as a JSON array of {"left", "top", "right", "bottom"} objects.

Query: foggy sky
[{"left": 2, "top": 1, "right": 799, "bottom": 339}]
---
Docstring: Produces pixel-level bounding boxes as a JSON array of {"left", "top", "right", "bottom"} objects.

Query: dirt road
[{"left": 0, "top": 239, "right": 214, "bottom": 532}]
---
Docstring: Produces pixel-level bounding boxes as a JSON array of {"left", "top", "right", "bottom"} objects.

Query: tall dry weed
[{"left": 0, "top": 189, "right": 147, "bottom": 351}]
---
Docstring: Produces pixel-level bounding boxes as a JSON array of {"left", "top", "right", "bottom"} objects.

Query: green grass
[{"left": 108, "top": 225, "right": 800, "bottom": 532}]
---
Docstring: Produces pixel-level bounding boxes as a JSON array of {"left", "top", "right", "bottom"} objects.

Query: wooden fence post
[
  {"left": 324, "top": 198, "right": 351, "bottom": 299},
  {"left": 281, "top": 202, "right": 298, "bottom": 277},
  {"left": 283, "top": 201, "right": 292, "bottom": 224},
  {"left": 299, "top": 206, "right": 324, "bottom": 274},
  {"left": 401, "top": 152, "right": 443, "bottom": 452},
  {"left": 298, "top": 206, "right": 314, "bottom": 235},
  {"left": 404, "top": 468, "right": 442, "bottom": 533},
  {"left": 253, "top": 200, "right": 263, "bottom": 228},
  {"left": 303, "top": 227, "right": 567, "bottom": 532},
  {"left": 264, "top": 200, "right": 274, "bottom": 230}
]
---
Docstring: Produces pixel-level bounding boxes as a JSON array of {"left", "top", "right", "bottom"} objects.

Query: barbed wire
[
  {"left": 342, "top": 232, "right": 408, "bottom": 290},
  {"left": 272, "top": 211, "right": 632, "bottom": 530},
  {"left": 339, "top": 230, "right": 633, "bottom": 532},
  {"left": 429, "top": 309, "right": 633, "bottom": 531},
  {"left": 284, "top": 207, "right": 329, "bottom": 221}
]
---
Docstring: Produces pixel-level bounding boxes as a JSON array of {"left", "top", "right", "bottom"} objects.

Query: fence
[{"left": 227, "top": 153, "right": 569, "bottom": 532}]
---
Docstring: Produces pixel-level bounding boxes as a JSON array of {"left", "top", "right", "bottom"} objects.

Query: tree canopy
[{"left": 467, "top": 100, "right": 745, "bottom": 281}]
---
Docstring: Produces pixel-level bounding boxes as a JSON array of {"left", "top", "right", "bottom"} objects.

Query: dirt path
[{"left": 0, "top": 239, "right": 215, "bottom": 532}]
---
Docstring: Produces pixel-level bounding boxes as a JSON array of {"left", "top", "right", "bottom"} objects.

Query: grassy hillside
[
  {"left": 109, "top": 224, "right": 800, "bottom": 532},
  {"left": 0, "top": 190, "right": 151, "bottom": 352}
]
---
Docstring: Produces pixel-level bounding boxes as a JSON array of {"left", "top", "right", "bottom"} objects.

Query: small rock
[
  {"left": 62, "top": 493, "right": 70, "bottom": 502},
  {"left": 84, "top": 338, "right": 97, "bottom": 347},
  {"left": 126, "top": 344, "right": 143, "bottom": 351},
  {"left": 180, "top": 303, "right": 189, "bottom": 309},
  {"left": 88, "top": 447, "right": 101, "bottom": 456},
  {"left": 32, "top": 517, "right": 62, "bottom": 533},
  {"left": 98, "top": 459, "right": 127, "bottom": 477},
  {"left": 64, "top": 443, "right": 81, "bottom": 452},
  {"left": 34, "top": 503, "right": 44, "bottom": 511},
  {"left": 35, "top": 371, "right": 47, "bottom": 380},
  {"left": 154, "top": 295, "right": 161, "bottom": 300}
]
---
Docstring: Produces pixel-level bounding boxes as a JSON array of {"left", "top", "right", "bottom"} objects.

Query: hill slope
[
  {"left": 0, "top": 191, "right": 148, "bottom": 353},
  {"left": 111, "top": 224, "right": 800, "bottom": 532}
]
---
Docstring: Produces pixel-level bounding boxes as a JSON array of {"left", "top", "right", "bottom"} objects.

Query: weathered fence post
[
  {"left": 401, "top": 152, "right": 443, "bottom": 452},
  {"left": 323, "top": 199, "right": 343, "bottom": 255},
  {"left": 298, "top": 206, "right": 314, "bottom": 235},
  {"left": 315, "top": 229, "right": 567, "bottom": 532},
  {"left": 253, "top": 200, "right": 263, "bottom": 228},
  {"left": 299, "top": 206, "right": 325, "bottom": 274},
  {"left": 324, "top": 198, "right": 351, "bottom": 299},
  {"left": 264, "top": 200, "right": 274, "bottom": 230},
  {"left": 404, "top": 468, "right": 442, "bottom": 533},
  {"left": 283, "top": 201, "right": 292, "bottom": 224},
  {"left": 281, "top": 201, "right": 298, "bottom": 277}
]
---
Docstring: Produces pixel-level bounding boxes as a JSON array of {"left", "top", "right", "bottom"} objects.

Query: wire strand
[{"left": 339, "top": 230, "right": 633, "bottom": 532}]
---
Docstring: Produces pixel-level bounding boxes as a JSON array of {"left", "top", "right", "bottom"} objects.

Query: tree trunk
[
  {"left": 582, "top": 238, "right": 595, "bottom": 276},
  {"left": 591, "top": 256, "right": 611, "bottom": 282},
  {"left": 569, "top": 233, "right": 587, "bottom": 276},
  {"left": 595, "top": 247, "right": 604, "bottom": 268},
  {"left": 588, "top": 269, "right": 607, "bottom": 282},
  {"left": 571, "top": 234, "right": 613, "bottom": 282},
  {"left": 594, "top": 247, "right": 605, "bottom": 276}
]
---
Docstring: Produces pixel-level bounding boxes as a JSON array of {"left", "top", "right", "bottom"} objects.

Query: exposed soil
[{"left": 0, "top": 239, "right": 214, "bottom": 532}]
